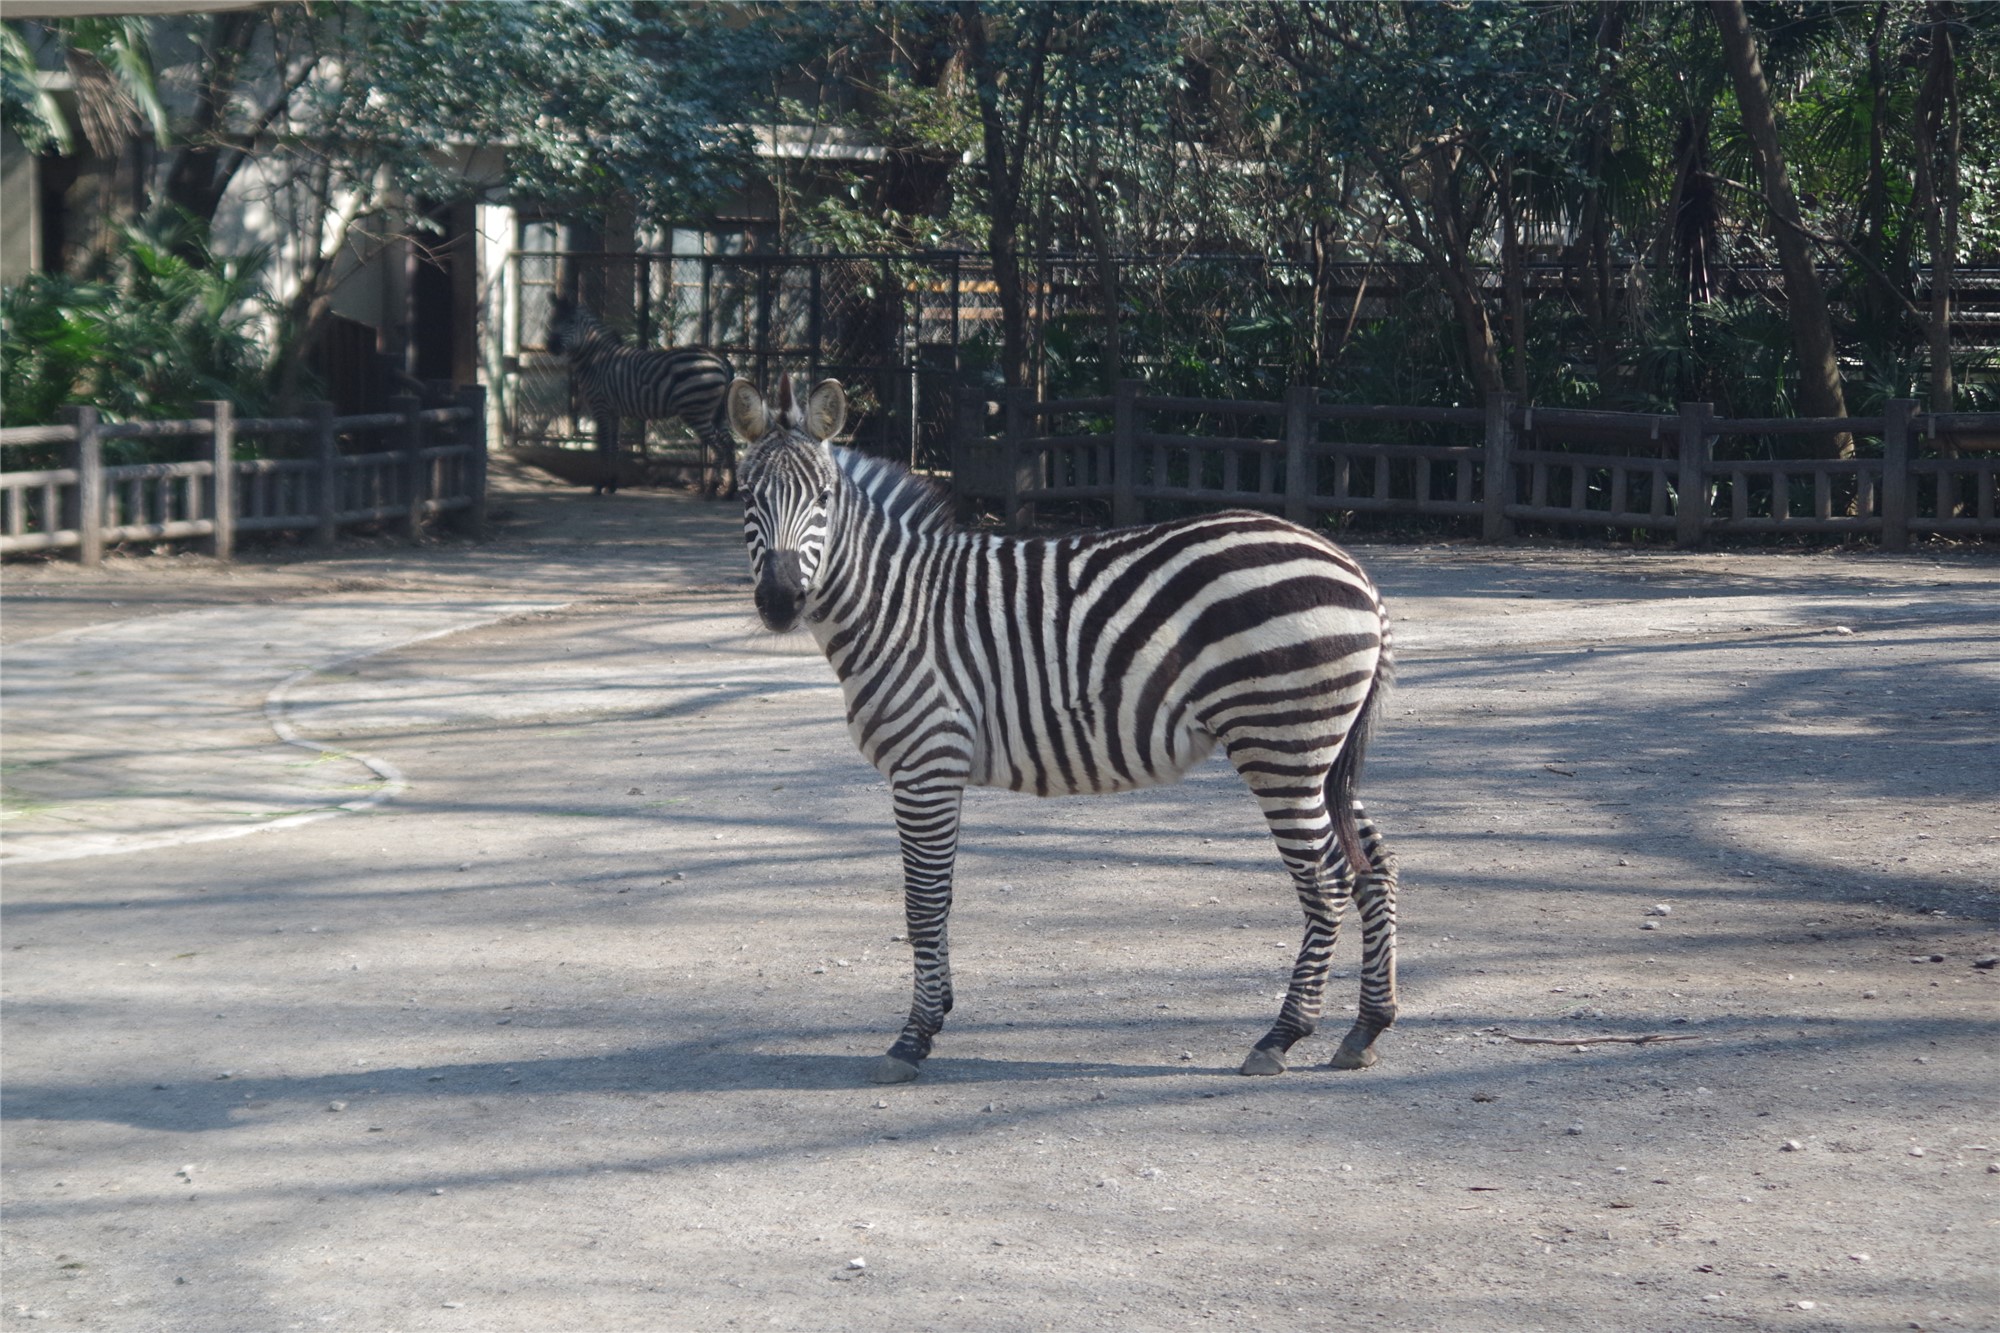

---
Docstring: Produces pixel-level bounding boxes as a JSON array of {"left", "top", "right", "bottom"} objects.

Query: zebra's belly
[{"left": 970, "top": 708, "right": 1218, "bottom": 796}]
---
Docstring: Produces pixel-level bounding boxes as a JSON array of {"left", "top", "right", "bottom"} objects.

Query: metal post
[
  {"left": 390, "top": 393, "right": 425, "bottom": 541},
  {"left": 201, "top": 400, "right": 235, "bottom": 561},
  {"left": 1113, "top": 378, "right": 1141, "bottom": 527},
  {"left": 459, "top": 383, "right": 489, "bottom": 537},
  {"left": 1284, "top": 384, "right": 1316, "bottom": 527},
  {"left": 312, "top": 401, "right": 339, "bottom": 546},
  {"left": 1882, "top": 398, "right": 1915, "bottom": 552},
  {"left": 60, "top": 404, "right": 103, "bottom": 567},
  {"left": 808, "top": 258, "right": 822, "bottom": 383},
  {"left": 1482, "top": 391, "right": 1515, "bottom": 541},
  {"left": 1675, "top": 401, "right": 1712, "bottom": 549}
]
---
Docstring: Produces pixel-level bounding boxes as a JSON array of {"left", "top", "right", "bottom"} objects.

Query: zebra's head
[
  {"left": 730, "top": 375, "right": 849, "bottom": 633},
  {"left": 544, "top": 296, "right": 596, "bottom": 356}
]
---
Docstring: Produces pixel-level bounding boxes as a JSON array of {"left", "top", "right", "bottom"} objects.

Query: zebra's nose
[{"left": 755, "top": 552, "right": 807, "bottom": 631}]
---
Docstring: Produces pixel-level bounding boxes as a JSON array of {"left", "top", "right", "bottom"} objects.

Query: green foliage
[{"left": 2, "top": 214, "right": 270, "bottom": 454}]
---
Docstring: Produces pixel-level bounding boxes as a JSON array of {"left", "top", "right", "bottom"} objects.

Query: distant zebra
[
  {"left": 545, "top": 297, "right": 736, "bottom": 496},
  {"left": 729, "top": 376, "right": 1400, "bottom": 1085}
]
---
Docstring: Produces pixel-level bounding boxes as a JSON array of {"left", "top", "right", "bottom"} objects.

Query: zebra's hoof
[
  {"left": 1239, "top": 1048, "right": 1287, "bottom": 1076},
  {"left": 1326, "top": 1043, "right": 1379, "bottom": 1071},
  {"left": 868, "top": 1055, "right": 922, "bottom": 1084}
]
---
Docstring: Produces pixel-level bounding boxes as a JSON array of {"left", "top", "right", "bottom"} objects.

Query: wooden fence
[
  {"left": 0, "top": 386, "right": 486, "bottom": 564},
  {"left": 951, "top": 383, "right": 2000, "bottom": 550}
]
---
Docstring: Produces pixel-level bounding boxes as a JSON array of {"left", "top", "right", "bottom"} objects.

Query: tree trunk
[
  {"left": 161, "top": 10, "right": 262, "bottom": 234},
  {"left": 1082, "top": 149, "right": 1121, "bottom": 392},
  {"left": 1710, "top": 0, "right": 1849, "bottom": 453},
  {"left": 1915, "top": 5, "right": 1960, "bottom": 417},
  {"left": 960, "top": 3, "right": 1050, "bottom": 391},
  {"left": 1500, "top": 156, "right": 1528, "bottom": 398}
]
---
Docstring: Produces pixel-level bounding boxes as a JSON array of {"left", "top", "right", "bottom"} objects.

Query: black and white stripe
[
  {"left": 546, "top": 298, "right": 736, "bottom": 496},
  {"left": 731, "top": 376, "right": 1400, "bottom": 1084}
]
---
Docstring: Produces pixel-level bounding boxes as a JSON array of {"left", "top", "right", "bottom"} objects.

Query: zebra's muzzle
[{"left": 754, "top": 552, "right": 809, "bottom": 631}]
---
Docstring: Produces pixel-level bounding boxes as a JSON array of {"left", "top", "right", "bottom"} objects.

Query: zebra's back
[
  {"left": 578, "top": 343, "right": 732, "bottom": 429},
  {"left": 815, "top": 479, "right": 1388, "bottom": 798}
]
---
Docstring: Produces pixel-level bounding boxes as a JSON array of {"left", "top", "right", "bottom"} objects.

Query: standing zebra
[
  {"left": 545, "top": 297, "right": 737, "bottom": 496},
  {"left": 731, "top": 376, "right": 1399, "bottom": 1085}
]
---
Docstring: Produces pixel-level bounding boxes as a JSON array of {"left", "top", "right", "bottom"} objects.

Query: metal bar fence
[{"left": 1, "top": 388, "right": 487, "bottom": 564}]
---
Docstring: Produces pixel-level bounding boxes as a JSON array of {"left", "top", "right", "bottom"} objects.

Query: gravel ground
[{"left": 3, "top": 468, "right": 1997, "bottom": 1332}]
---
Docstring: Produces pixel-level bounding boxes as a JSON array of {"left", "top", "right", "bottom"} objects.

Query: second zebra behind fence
[
  {"left": 546, "top": 298, "right": 737, "bottom": 497},
  {"left": 730, "top": 374, "right": 1400, "bottom": 1085}
]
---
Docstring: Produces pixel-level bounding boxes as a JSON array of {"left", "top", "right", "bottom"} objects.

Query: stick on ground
[{"left": 1498, "top": 1031, "right": 1702, "bottom": 1046}]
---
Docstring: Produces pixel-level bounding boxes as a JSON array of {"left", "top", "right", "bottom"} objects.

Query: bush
[{"left": 2, "top": 214, "right": 271, "bottom": 464}]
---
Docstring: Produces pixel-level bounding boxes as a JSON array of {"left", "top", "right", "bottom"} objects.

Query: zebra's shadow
[{"left": 651, "top": 1051, "right": 1237, "bottom": 1093}]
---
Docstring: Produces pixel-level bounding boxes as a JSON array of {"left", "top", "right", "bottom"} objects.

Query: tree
[
  {"left": 1710, "top": 0, "right": 1849, "bottom": 440},
  {"left": 7, "top": 2, "right": 792, "bottom": 401}
]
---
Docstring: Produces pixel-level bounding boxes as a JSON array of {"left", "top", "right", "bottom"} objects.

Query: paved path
[{"left": 2, "top": 598, "right": 565, "bottom": 862}]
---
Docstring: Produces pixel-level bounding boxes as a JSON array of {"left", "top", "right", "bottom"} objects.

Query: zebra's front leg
[
  {"left": 871, "top": 781, "right": 965, "bottom": 1085},
  {"left": 1328, "top": 805, "right": 1399, "bottom": 1069}
]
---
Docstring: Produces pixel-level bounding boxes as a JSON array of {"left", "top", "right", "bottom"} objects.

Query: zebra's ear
[
  {"left": 805, "top": 380, "right": 847, "bottom": 442},
  {"left": 727, "top": 379, "right": 770, "bottom": 444}
]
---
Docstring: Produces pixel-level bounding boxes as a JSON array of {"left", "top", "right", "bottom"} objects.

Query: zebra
[
  {"left": 545, "top": 297, "right": 736, "bottom": 496},
  {"left": 730, "top": 375, "right": 1399, "bottom": 1085}
]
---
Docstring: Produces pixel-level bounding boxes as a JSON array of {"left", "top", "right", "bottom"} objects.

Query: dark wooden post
[
  {"left": 311, "top": 401, "right": 339, "bottom": 546},
  {"left": 1482, "top": 391, "right": 1515, "bottom": 541},
  {"left": 1675, "top": 401, "right": 1712, "bottom": 549},
  {"left": 458, "top": 384, "right": 488, "bottom": 537},
  {"left": 1882, "top": 398, "right": 1916, "bottom": 552},
  {"left": 199, "top": 400, "right": 236, "bottom": 561},
  {"left": 951, "top": 385, "right": 982, "bottom": 508},
  {"left": 390, "top": 393, "right": 425, "bottom": 541},
  {"left": 1112, "top": 378, "right": 1141, "bottom": 527},
  {"left": 1283, "top": 384, "right": 1315, "bottom": 527},
  {"left": 60, "top": 405, "right": 103, "bottom": 567},
  {"left": 1003, "top": 388, "right": 1035, "bottom": 532}
]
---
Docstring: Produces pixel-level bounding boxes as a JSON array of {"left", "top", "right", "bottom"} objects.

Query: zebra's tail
[{"left": 1326, "top": 642, "right": 1392, "bottom": 878}]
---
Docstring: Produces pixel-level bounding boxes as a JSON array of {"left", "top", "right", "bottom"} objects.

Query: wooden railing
[
  {"left": 950, "top": 383, "right": 2000, "bottom": 550},
  {"left": 0, "top": 386, "right": 486, "bottom": 564}
]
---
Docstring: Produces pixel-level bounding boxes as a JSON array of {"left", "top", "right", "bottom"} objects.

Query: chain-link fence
[{"left": 506, "top": 250, "right": 1002, "bottom": 474}]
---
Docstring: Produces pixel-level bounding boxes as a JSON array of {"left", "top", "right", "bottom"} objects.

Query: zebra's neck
[{"left": 807, "top": 448, "right": 961, "bottom": 662}]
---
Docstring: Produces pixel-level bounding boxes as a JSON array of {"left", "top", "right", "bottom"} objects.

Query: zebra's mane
[{"left": 835, "top": 448, "right": 954, "bottom": 537}]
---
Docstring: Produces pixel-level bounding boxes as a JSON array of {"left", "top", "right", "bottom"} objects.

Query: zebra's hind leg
[
  {"left": 1328, "top": 806, "right": 1398, "bottom": 1070},
  {"left": 1234, "top": 766, "right": 1346, "bottom": 1076},
  {"left": 872, "top": 780, "right": 964, "bottom": 1085}
]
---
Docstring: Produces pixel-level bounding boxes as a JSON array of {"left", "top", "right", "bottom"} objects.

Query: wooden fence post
[
  {"left": 311, "top": 401, "right": 339, "bottom": 547},
  {"left": 200, "top": 400, "right": 235, "bottom": 561},
  {"left": 390, "top": 393, "right": 424, "bottom": 541},
  {"left": 1882, "top": 397, "right": 1915, "bottom": 552},
  {"left": 950, "top": 385, "right": 980, "bottom": 494},
  {"left": 1112, "top": 378, "right": 1141, "bottom": 527},
  {"left": 458, "top": 383, "right": 488, "bottom": 537},
  {"left": 1004, "top": 388, "right": 1036, "bottom": 532},
  {"left": 60, "top": 404, "right": 103, "bottom": 567},
  {"left": 1482, "top": 391, "right": 1515, "bottom": 541},
  {"left": 1283, "top": 384, "right": 1315, "bottom": 527},
  {"left": 1675, "top": 401, "right": 1712, "bottom": 548}
]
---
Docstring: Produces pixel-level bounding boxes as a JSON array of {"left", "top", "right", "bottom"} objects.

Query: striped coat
[
  {"left": 546, "top": 298, "right": 736, "bottom": 496},
  {"left": 731, "top": 376, "right": 1399, "bottom": 1085}
]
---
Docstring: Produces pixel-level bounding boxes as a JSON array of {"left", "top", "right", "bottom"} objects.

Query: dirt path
[{"left": 3, "top": 474, "right": 1996, "bottom": 1331}]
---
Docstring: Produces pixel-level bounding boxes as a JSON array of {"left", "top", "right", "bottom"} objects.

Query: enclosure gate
[{"left": 502, "top": 249, "right": 1001, "bottom": 475}]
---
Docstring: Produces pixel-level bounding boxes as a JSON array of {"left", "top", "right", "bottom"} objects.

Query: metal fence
[
  {"left": 502, "top": 245, "right": 2000, "bottom": 489},
  {"left": 0, "top": 386, "right": 487, "bottom": 564},
  {"left": 505, "top": 250, "right": 996, "bottom": 474},
  {"left": 954, "top": 384, "right": 2000, "bottom": 549}
]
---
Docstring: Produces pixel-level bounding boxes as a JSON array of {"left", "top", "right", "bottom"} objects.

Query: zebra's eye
[{"left": 818, "top": 487, "right": 833, "bottom": 506}]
